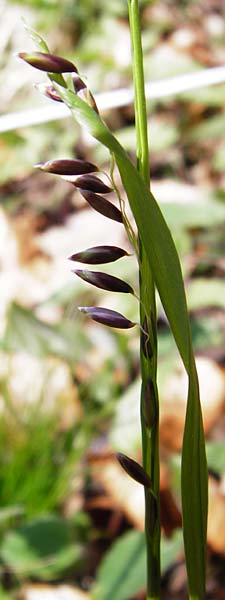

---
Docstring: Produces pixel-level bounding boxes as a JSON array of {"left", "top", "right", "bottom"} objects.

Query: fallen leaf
[
  {"left": 89, "top": 453, "right": 145, "bottom": 530},
  {"left": 160, "top": 357, "right": 225, "bottom": 451},
  {"left": 208, "top": 477, "right": 225, "bottom": 555},
  {"left": 20, "top": 585, "right": 90, "bottom": 600}
]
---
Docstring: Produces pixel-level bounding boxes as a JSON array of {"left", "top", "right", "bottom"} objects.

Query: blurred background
[{"left": 0, "top": 1, "right": 225, "bottom": 598}]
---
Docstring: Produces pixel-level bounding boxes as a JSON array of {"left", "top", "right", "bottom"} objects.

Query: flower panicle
[{"left": 20, "top": 43, "right": 134, "bottom": 336}]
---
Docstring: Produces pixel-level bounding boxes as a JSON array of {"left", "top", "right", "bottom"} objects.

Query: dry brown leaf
[
  {"left": 11, "top": 211, "right": 46, "bottom": 263},
  {"left": 160, "top": 357, "right": 225, "bottom": 451},
  {"left": 89, "top": 454, "right": 181, "bottom": 534},
  {"left": 89, "top": 453, "right": 145, "bottom": 530},
  {"left": 0, "top": 354, "right": 82, "bottom": 428},
  {"left": 20, "top": 584, "right": 90, "bottom": 600},
  {"left": 208, "top": 476, "right": 225, "bottom": 555}
]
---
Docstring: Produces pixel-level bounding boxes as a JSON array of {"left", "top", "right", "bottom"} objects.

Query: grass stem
[{"left": 128, "top": 2, "right": 161, "bottom": 598}]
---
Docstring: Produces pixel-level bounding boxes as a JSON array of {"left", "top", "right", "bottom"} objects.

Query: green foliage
[
  {"left": 117, "top": 118, "right": 179, "bottom": 154},
  {"left": 206, "top": 442, "right": 225, "bottom": 476},
  {"left": 93, "top": 530, "right": 146, "bottom": 600},
  {"left": 186, "top": 113, "right": 225, "bottom": 144},
  {"left": 188, "top": 279, "right": 225, "bottom": 311},
  {"left": 0, "top": 412, "right": 81, "bottom": 515},
  {"left": 2, "top": 302, "right": 89, "bottom": 361},
  {"left": 0, "top": 516, "right": 83, "bottom": 580},
  {"left": 93, "top": 529, "right": 183, "bottom": 600},
  {"left": 0, "top": 122, "right": 80, "bottom": 185},
  {"left": 161, "top": 200, "right": 225, "bottom": 230}
]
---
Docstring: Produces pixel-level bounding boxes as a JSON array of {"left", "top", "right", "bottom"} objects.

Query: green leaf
[
  {"left": 0, "top": 506, "right": 25, "bottom": 525},
  {"left": 0, "top": 586, "right": 11, "bottom": 600},
  {"left": 93, "top": 529, "right": 183, "bottom": 600},
  {"left": 212, "top": 142, "right": 225, "bottom": 172},
  {"left": 206, "top": 442, "right": 225, "bottom": 476},
  {"left": 110, "top": 378, "right": 141, "bottom": 453},
  {"left": 161, "top": 199, "right": 225, "bottom": 229},
  {"left": 182, "top": 85, "right": 225, "bottom": 107},
  {"left": 188, "top": 278, "right": 225, "bottom": 311},
  {"left": 186, "top": 113, "right": 225, "bottom": 144},
  {"left": 0, "top": 516, "right": 81, "bottom": 580},
  {"left": 191, "top": 314, "right": 224, "bottom": 350},
  {"left": 161, "top": 530, "right": 183, "bottom": 573},
  {"left": 93, "top": 530, "right": 146, "bottom": 600},
  {"left": 117, "top": 118, "right": 179, "bottom": 154},
  {"left": 2, "top": 302, "right": 89, "bottom": 361}
]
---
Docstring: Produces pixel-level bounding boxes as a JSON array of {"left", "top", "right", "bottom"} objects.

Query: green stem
[{"left": 128, "top": 2, "right": 160, "bottom": 599}]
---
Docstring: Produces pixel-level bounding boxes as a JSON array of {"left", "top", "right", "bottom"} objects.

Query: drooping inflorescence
[
  {"left": 19, "top": 44, "right": 155, "bottom": 492},
  {"left": 19, "top": 48, "right": 135, "bottom": 330}
]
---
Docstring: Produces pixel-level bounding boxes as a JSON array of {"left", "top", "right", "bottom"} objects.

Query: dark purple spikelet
[
  {"left": 116, "top": 452, "right": 152, "bottom": 488},
  {"left": 74, "top": 269, "right": 134, "bottom": 294},
  {"left": 19, "top": 51, "right": 78, "bottom": 73},
  {"left": 81, "top": 190, "right": 123, "bottom": 223},
  {"left": 35, "top": 159, "right": 98, "bottom": 175},
  {"left": 72, "top": 76, "right": 99, "bottom": 113},
  {"left": 68, "top": 245, "right": 129, "bottom": 264},
  {"left": 78, "top": 306, "right": 135, "bottom": 329},
  {"left": 42, "top": 85, "right": 63, "bottom": 102},
  {"left": 74, "top": 175, "right": 112, "bottom": 194},
  {"left": 72, "top": 75, "right": 86, "bottom": 93}
]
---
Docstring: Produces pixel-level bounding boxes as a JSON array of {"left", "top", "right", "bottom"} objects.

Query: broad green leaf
[
  {"left": 145, "top": 46, "right": 201, "bottom": 81},
  {"left": 93, "top": 529, "right": 183, "bottom": 600},
  {"left": 191, "top": 314, "right": 224, "bottom": 350},
  {"left": 0, "top": 516, "right": 81, "bottom": 580},
  {"left": 110, "top": 378, "right": 141, "bottom": 453},
  {"left": 186, "top": 113, "right": 225, "bottom": 144},
  {"left": 117, "top": 118, "right": 179, "bottom": 154},
  {"left": 0, "top": 586, "right": 11, "bottom": 600},
  {"left": 2, "top": 302, "right": 89, "bottom": 361},
  {"left": 206, "top": 442, "right": 225, "bottom": 475},
  {"left": 0, "top": 506, "right": 24, "bottom": 525},
  {"left": 93, "top": 531, "right": 146, "bottom": 600},
  {"left": 161, "top": 200, "right": 225, "bottom": 229},
  {"left": 188, "top": 278, "right": 225, "bottom": 311},
  {"left": 182, "top": 85, "right": 225, "bottom": 107},
  {"left": 161, "top": 530, "right": 183, "bottom": 572},
  {"left": 212, "top": 142, "right": 225, "bottom": 172}
]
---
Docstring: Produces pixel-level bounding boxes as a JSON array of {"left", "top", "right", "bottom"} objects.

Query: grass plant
[{"left": 19, "top": 2, "right": 208, "bottom": 598}]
